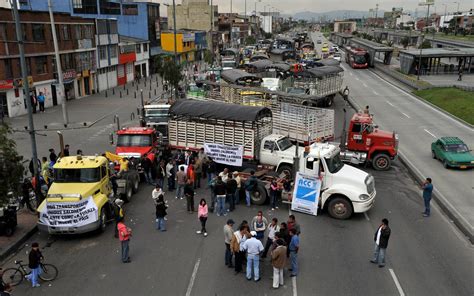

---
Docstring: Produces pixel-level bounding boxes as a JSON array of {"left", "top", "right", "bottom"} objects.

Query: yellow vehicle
[
  {"left": 321, "top": 46, "right": 329, "bottom": 53},
  {"left": 37, "top": 155, "right": 114, "bottom": 234}
]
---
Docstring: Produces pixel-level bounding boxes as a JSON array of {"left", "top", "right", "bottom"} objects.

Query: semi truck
[{"left": 142, "top": 104, "right": 171, "bottom": 145}]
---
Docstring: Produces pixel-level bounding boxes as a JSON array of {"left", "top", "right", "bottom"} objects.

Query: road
[
  {"left": 3, "top": 90, "right": 473, "bottom": 295},
  {"left": 311, "top": 32, "right": 474, "bottom": 241}
]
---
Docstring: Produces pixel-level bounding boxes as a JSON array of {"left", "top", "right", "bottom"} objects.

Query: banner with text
[
  {"left": 291, "top": 172, "right": 321, "bottom": 216},
  {"left": 39, "top": 196, "right": 98, "bottom": 228},
  {"left": 204, "top": 143, "right": 244, "bottom": 167}
]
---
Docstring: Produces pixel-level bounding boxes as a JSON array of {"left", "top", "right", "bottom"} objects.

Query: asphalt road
[
  {"left": 311, "top": 32, "right": 474, "bottom": 240},
  {"left": 2, "top": 93, "right": 473, "bottom": 296}
]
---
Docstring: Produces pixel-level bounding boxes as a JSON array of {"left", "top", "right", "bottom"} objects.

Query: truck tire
[
  {"left": 327, "top": 196, "right": 353, "bottom": 219},
  {"left": 122, "top": 183, "right": 133, "bottom": 202},
  {"left": 277, "top": 164, "right": 293, "bottom": 178},
  {"left": 132, "top": 175, "right": 139, "bottom": 193},
  {"left": 372, "top": 154, "right": 391, "bottom": 171},
  {"left": 251, "top": 184, "right": 267, "bottom": 205},
  {"left": 325, "top": 95, "right": 334, "bottom": 107}
]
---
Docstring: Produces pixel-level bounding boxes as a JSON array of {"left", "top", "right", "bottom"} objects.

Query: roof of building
[
  {"left": 169, "top": 99, "right": 272, "bottom": 122},
  {"left": 119, "top": 35, "right": 149, "bottom": 45},
  {"left": 351, "top": 38, "right": 394, "bottom": 51},
  {"left": 400, "top": 47, "right": 474, "bottom": 58}
]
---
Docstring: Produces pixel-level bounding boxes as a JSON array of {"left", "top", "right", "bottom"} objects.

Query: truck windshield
[
  {"left": 325, "top": 154, "right": 344, "bottom": 173},
  {"left": 277, "top": 138, "right": 293, "bottom": 151},
  {"left": 54, "top": 168, "right": 101, "bottom": 183},
  {"left": 222, "top": 61, "right": 236, "bottom": 68},
  {"left": 145, "top": 109, "right": 168, "bottom": 118},
  {"left": 117, "top": 134, "right": 152, "bottom": 147}
]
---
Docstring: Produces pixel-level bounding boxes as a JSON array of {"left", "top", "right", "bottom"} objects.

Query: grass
[
  {"left": 413, "top": 87, "right": 474, "bottom": 125},
  {"left": 433, "top": 33, "right": 474, "bottom": 43},
  {"left": 394, "top": 68, "right": 432, "bottom": 88}
]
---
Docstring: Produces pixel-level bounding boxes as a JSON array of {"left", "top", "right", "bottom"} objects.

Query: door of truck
[{"left": 260, "top": 140, "right": 279, "bottom": 166}]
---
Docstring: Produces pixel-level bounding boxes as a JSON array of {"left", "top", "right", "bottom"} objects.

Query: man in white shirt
[
  {"left": 243, "top": 231, "right": 264, "bottom": 281},
  {"left": 262, "top": 217, "right": 280, "bottom": 258},
  {"left": 152, "top": 184, "right": 164, "bottom": 205},
  {"left": 219, "top": 168, "right": 229, "bottom": 183}
]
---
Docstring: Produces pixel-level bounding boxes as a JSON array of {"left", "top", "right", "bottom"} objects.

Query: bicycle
[{"left": 2, "top": 260, "right": 58, "bottom": 286}]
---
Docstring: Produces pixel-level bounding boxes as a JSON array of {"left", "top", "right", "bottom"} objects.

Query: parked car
[
  {"left": 317, "top": 39, "right": 322, "bottom": 44},
  {"left": 431, "top": 137, "right": 474, "bottom": 169}
]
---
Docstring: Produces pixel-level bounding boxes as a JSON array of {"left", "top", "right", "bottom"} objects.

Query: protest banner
[
  {"left": 39, "top": 196, "right": 98, "bottom": 227},
  {"left": 204, "top": 143, "right": 243, "bottom": 166}
]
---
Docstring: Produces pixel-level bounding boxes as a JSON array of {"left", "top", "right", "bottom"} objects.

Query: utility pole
[
  {"left": 48, "top": 0, "right": 68, "bottom": 126},
  {"left": 172, "top": 0, "right": 178, "bottom": 100},
  {"left": 12, "top": 0, "right": 40, "bottom": 195},
  {"left": 417, "top": 34, "right": 424, "bottom": 81},
  {"left": 210, "top": 0, "right": 214, "bottom": 67},
  {"left": 245, "top": 0, "right": 247, "bottom": 19}
]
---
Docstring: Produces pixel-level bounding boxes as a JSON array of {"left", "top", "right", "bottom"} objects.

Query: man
[
  {"left": 230, "top": 224, "right": 249, "bottom": 275},
  {"left": 117, "top": 217, "right": 132, "bottom": 263},
  {"left": 26, "top": 242, "right": 43, "bottom": 287},
  {"left": 175, "top": 166, "right": 187, "bottom": 199},
  {"left": 262, "top": 218, "right": 279, "bottom": 258},
  {"left": 233, "top": 172, "right": 241, "bottom": 205},
  {"left": 287, "top": 214, "right": 301, "bottom": 235},
  {"left": 251, "top": 211, "right": 268, "bottom": 242},
  {"left": 184, "top": 179, "right": 195, "bottom": 213},
  {"left": 422, "top": 178, "right": 433, "bottom": 217},
  {"left": 141, "top": 154, "right": 153, "bottom": 184},
  {"left": 207, "top": 159, "right": 217, "bottom": 187},
  {"left": 30, "top": 92, "right": 37, "bottom": 113},
  {"left": 226, "top": 173, "right": 237, "bottom": 212},
  {"left": 214, "top": 176, "right": 227, "bottom": 216},
  {"left": 243, "top": 231, "right": 264, "bottom": 281},
  {"left": 49, "top": 148, "right": 57, "bottom": 164},
  {"left": 371, "top": 218, "right": 391, "bottom": 268},
  {"left": 288, "top": 228, "right": 300, "bottom": 277},
  {"left": 63, "top": 144, "right": 70, "bottom": 157},
  {"left": 219, "top": 168, "right": 229, "bottom": 182},
  {"left": 113, "top": 199, "right": 125, "bottom": 238},
  {"left": 244, "top": 170, "right": 258, "bottom": 206},
  {"left": 271, "top": 239, "right": 287, "bottom": 289},
  {"left": 166, "top": 159, "right": 176, "bottom": 191},
  {"left": 37, "top": 92, "right": 45, "bottom": 112},
  {"left": 224, "top": 219, "right": 235, "bottom": 268},
  {"left": 363, "top": 105, "right": 370, "bottom": 114},
  {"left": 77, "top": 149, "right": 83, "bottom": 156},
  {"left": 40, "top": 157, "right": 50, "bottom": 184},
  {"left": 152, "top": 184, "right": 164, "bottom": 204}
]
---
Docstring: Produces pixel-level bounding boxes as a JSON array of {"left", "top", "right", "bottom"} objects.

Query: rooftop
[{"left": 400, "top": 48, "right": 474, "bottom": 58}]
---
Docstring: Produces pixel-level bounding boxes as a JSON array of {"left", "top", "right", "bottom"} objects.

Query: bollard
[
  {"left": 105, "top": 90, "right": 108, "bottom": 98},
  {"left": 123, "top": 84, "right": 126, "bottom": 90},
  {"left": 149, "top": 84, "right": 152, "bottom": 91},
  {"left": 154, "top": 89, "right": 157, "bottom": 95},
  {"left": 134, "top": 91, "right": 136, "bottom": 99},
  {"left": 149, "top": 91, "right": 151, "bottom": 98},
  {"left": 144, "top": 80, "right": 146, "bottom": 87},
  {"left": 120, "top": 91, "right": 122, "bottom": 98},
  {"left": 127, "top": 89, "right": 129, "bottom": 96},
  {"left": 112, "top": 88, "right": 115, "bottom": 95},
  {"left": 132, "top": 81, "right": 134, "bottom": 87}
]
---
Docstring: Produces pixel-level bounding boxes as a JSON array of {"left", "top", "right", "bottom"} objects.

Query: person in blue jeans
[
  {"left": 370, "top": 218, "right": 391, "bottom": 268},
  {"left": 244, "top": 170, "right": 258, "bottom": 206},
  {"left": 155, "top": 194, "right": 168, "bottom": 231},
  {"left": 243, "top": 231, "right": 264, "bottom": 281},
  {"left": 214, "top": 176, "right": 227, "bottom": 216},
  {"left": 26, "top": 242, "right": 43, "bottom": 287},
  {"left": 422, "top": 178, "right": 433, "bottom": 217},
  {"left": 289, "top": 228, "right": 300, "bottom": 277}
]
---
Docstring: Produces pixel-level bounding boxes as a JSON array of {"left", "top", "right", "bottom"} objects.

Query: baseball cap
[
  {"left": 227, "top": 219, "right": 235, "bottom": 225},
  {"left": 250, "top": 231, "right": 257, "bottom": 237}
]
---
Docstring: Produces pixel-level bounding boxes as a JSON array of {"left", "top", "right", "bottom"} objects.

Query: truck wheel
[
  {"left": 372, "top": 154, "right": 391, "bottom": 171},
  {"left": 277, "top": 164, "right": 293, "bottom": 178},
  {"left": 251, "top": 184, "right": 267, "bottom": 205},
  {"left": 132, "top": 176, "right": 139, "bottom": 193},
  {"left": 122, "top": 183, "right": 133, "bottom": 202},
  {"left": 98, "top": 208, "right": 107, "bottom": 233},
  {"left": 327, "top": 196, "right": 352, "bottom": 220},
  {"left": 325, "top": 96, "right": 334, "bottom": 107},
  {"left": 4, "top": 227, "right": 14, "bottom": 237}
]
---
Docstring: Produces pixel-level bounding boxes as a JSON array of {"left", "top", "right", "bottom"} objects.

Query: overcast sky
[{"left": 161, "top": 0, "right": 472, "bottom": 16}]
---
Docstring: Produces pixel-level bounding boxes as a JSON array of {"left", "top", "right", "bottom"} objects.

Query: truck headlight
[{"left": 359, "top": 194, "right": 370, "bottom": 201}]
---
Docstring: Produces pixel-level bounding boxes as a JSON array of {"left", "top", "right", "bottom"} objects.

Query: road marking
[
  {"left": 423, "top": 129, "right": 437, "bottom": 138},
  {"left": 386, "top": 101, "right": 394, "bottom": 107},
  {"left": 349, "top": 72, "right": 353, "bottom": 76},
  {"left": 362, "top": 83, "right": 368, "bottom": 87},
  {"left": 373, "top": 91, "right": 379, "bottom": 95},
  {"left": 185, "top": 258, "right": 201, "bottom": 296},
  {"left": 355, "top": 77, "right": 360, "bottom": 81},
  {"left": 401, "top": 112, "right": 410, "bottom": 118},
  {"left": 292, "top": 275, "right": 298, "bottom": 296},
  {"left": 389, "top": 268, "right": 406, "bottom": 296},
  {"left": 364, "top": 212, "right": 370, "bottom": 221}
]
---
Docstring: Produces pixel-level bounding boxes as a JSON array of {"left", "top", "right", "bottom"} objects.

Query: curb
[
  {"left": 0, "top": 226, "right": 38, "bottom": 262},
  {"left": 345, "top": 94, "right": 474, "bottom": 244}
]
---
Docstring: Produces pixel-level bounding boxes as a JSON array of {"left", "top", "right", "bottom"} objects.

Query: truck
[
  {"left": 142, "top": 104, "right": 171, "bottom": 145},
  {"left": 340, "top": 112, "right": 398, "bottom": 171},
  {"left": 37, "top": 155, "right": 116, "bottom": 234},
  {"left": 344, "top": 46, "right": 369, "bottom": 69},
  {"left": 115, "top": 127, "right": 161, "bottom": 161},
  {"left": 236, "top": 141, "right": 376, "bottom": 219}
]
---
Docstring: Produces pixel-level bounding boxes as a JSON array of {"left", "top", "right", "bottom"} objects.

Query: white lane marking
[
  {"left": 362, "top": 83, "right": 368, "bottom": 87},
  {"left": 373, "top": 91, "right": 379, "bottom": 95},
  {"left": 364, "top": 212, "right": 370, "bottom": 221},
  {"left": 423, "top": 129, "right": 437, "bottom": 138},
  {"left": 292, "top": 275, "right": 298, "bottom": 296},
  {"left": 185, "top": 258, "right": 201, "bottom": 296},
  {"left": 401, "top": 112, "right": 410, "bottom": 119},
  {"left": 349, "top": 72, "right": 353, "bottom": 76},
  {"left": 355, "top": 77, "right": 360, "bottom": 81},
  {"left": 389, "top": 268, "right": 406, "bottom": 296},
  {"left": 386, "top": 101, "right": 395, "bottom": 107}
]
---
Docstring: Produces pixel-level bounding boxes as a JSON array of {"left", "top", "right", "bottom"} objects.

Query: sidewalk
[{"left": 0, "top": 209, "right": 37, "bottom": 261}]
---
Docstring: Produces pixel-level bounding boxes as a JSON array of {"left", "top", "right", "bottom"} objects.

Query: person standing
[
  {"left": 288, "top": 228, "right": 300, "bottom": 277},
  {"left": 224, "top": 219, "right": 235, "bottom": 268},
  {"left": 244, "top": 171, "right": 258, "bottom": 206},
  {"left": 371, "top": 218, "right": 391, "bottom": 268},
  {"left": 219, "top": 168, "right": 229, "bottom": 182},
  {"left": 117, "top": 217, "right": 132, "bottom": 263},
  {"left": 187, "top": 164, "right": 195, "bottom": 187},
  {"left": 184, "top": 179, "right": 195, "bottom": 213},
  {"left": 251, "top": 210, "right": 268, "bottom": 242},
  {"left": 155, "top": 194, "right": 168, "bottom": 231},
  {"left": 233, "top": 172, "right": 241, "bottom": 205},
  {"left": 194, "top": 158, "right": 203, "bottom": 189},
  {"left": 270, "top": 180, "right": 279, "bottom": 210},
  {"left": 113, "top": 198, "right": 125, "bottom": 238},
  {"left": 49, "top": 148, "right": 57, "bottom": 164},
  {"left": 287, "top": 214, "right": 301, "bottom": 235},
  {"left": 230, "top": 224, "right": 249, "bottom": 275},
  {"left": 196, "top": 199, "right": 208, "bottom": 237},
  {"left": 25, "top": 242, "right": 43, "bottom": 287},
  {"left": 63, "top": 144, "right": 70, "bottom": 157},
  {"left": 152, "top": 184, "right": 164, "bottom": 204},
  {"left": 176, "top": 166, "right": 187, "bottom": 199},
  {"left": 422, "top": 178, "right": 433, "bottom": 217},
  {"left": 141, "top": 154, "right": 153, "bottom": 184},
  {"left": 243, "top": 231, "right": 264, "bottom": 282},
  {"left": 166, "top": 159, "right": 176, "bottom": 191},
  {"left": 271, "top": 239, "right": 287, "bottom": 289},
  {"left": 30, "top": 92, "right": 37, "bottom": 114},
  {"left": 37, "top": 92, "right": 45, "bottom": 112},
  {"left": 156, "top": 161, "right": 166, "bottom": 188},
  {"left": 207, "top": 159, "right": 217, "bottom": 187},
  {"left": 214, "top": 176, "right": 227, "bottom": 216},
  {"left": 226, "top": 173, "right": 237, "bottom": 212},
  {"left": 262, "top": 218, "right": 280, "bottom": 258}
]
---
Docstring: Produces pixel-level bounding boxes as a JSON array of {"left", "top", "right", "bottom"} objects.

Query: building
[
  {"left": 0, "top": 8, "right": 96, "bottom": 118},
  {"left": 333, "top": 21, "right": 357, "bottom": 33},
  {"left": 95, "top": 19, "right": 119, "bottom": 92},
  {"left": 168, "top": 0, "right": 218, "bottom": 32},
  {"left": 160, "top": 31, "right": 196, "bottom": 64},
  {"left": 395, "top": 14, "right": 414, "bottom": 29},
  {"left": 118, "top": 35, "right": 150, "bottom": 85}
]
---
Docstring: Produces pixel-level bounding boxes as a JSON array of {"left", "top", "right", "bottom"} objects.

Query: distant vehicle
[
  {"left": 317, "top": 39, "right": 322, "bottom": 44},
  {"left": 262, "top": 78, "right": 280, "bottom": 91},
  {"left": 323, "top": 42, "right": 328, "bottom": 47},
  {"left": 333, "top": 53, "right": 342, "bottom": 62},
  {"left": 344, "top": 46, "right": 369, "bottom": 69},
  {"left": 331, "top": 45, "right": 339, "bottom": 52},
  {"left": 431, "top": 137, "right": 474, "bottom": 169},
  {"left": 321, "top": 46, "right": 329, "bottom": 53}
]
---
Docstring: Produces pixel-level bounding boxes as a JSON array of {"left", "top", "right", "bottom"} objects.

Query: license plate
[{"left": 460, "top": 165, "right": 467, "bottom": 169}]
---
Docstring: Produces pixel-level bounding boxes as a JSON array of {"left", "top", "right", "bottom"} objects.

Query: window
[
  {"left": 83, "top": 25, "right": 93, "bottom": 39},
  {"left": 61, "top": 25, "right": 70, "bottom": 40},
  {"left": 100, "top": 0, "right": 121, "bottom": 15},
  {"left": 122, "top": 4, "right": 138, "bottom": 15},
  {"left": 109, "top": 45, "right": 117, "bottom": 58},
  {"left": 108, "top": 20, "right": 118, "bottom": 34},
  {"left": 99, "top": 46, "right": 107, "bottom": 60},
  {"left": 35, "top": 56, "right": 48, "bottom": 75},
  {"left": 351, "top": 123, "right": 361, "bottom": 133},
  {"left": 4, "top": 59, "right": 13, "bottom": 79},
  {"left": 143, "top": 43, "right": 148, "bottom": 52},
  {"left": 127, "top": 63, "right": 133, "bottom": 74},
  {"left": 263, "top": 141, "right": 275, "bottom": 151},
  {"left": 32, "top": 24, "right": 45, "bottom": 42},
  {"left": 0, "top": 24, "right": 6, "bottom": 41},
  {"left": 73, "top": 0, "right": 98, "bottom": 14},
  {"left": 101, "top": 165, "right": 107, "bottom": 179},
  {"left": 136, "top": 44, "right": 141, "bottom": 53},
  {"left": 62, "top": 53, "right": 74, "bottom": 70},
  {"left": 97, "top": 20, "right": 107, "bottom": 35},
  {"left": 75, "top": 25, "right": 82, "bottom": 40}
]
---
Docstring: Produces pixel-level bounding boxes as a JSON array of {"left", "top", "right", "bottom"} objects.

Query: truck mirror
[{"left": 109, "top": 133, "right": 114, "bottom": 145}]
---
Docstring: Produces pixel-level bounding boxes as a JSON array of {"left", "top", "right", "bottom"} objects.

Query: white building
[{"left": 96, "top": 19, "right": 119, "bottom": 92}]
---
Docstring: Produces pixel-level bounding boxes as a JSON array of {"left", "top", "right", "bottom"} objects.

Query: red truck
[
  {"left": 340, "top": 112, "right": 398, "bottom": 170},
  {"left": 344, "top": 46, "right": 369, "bottom": 69},
  {"left": 115, "top": 127, "right": 160, "bottom": 164}
]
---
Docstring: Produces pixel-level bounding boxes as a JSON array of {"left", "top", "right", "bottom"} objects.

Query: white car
[
  {"left": 331, "top": 45, "right": 339, "bottom": 52},
  {"left": 333, "top": 53, "right": 342, "bottom": 62}
]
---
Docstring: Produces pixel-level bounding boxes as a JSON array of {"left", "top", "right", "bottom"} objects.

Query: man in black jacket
[
  {"left": 26, "top": 242, "right": 43, "bottom": 287},
  {"left": 226, "top": 173, "right": 237, "bottom": 212},
  {"left": 371, "top": 218, "right": 391, "bottom": 268}
]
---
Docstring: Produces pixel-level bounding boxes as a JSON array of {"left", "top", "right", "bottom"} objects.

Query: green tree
[
  {"left": 153, "top": 55, "right": 164, "bottom": 77},
  {"left": 401, "top": 37, "right": 410, "bottom": 49},
  {"left": 162, "top": 59, "right": 183, "bottom": 91},
  {"left": 203, "top": 49, "right": 213, "bottom": 65},
  {"left": 245, "top": 35, "right": 256, "bottom": 45},
  {"left": 0, "top": 124, "right": 25, "bottom": 206}
]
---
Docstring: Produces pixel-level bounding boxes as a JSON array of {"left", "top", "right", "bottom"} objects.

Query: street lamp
[
  {"left": 164, "top": 2, "right": 178, "bottom": 100},
  {"left": 417, "top": 34, "right": 424, "bottom": 81}
]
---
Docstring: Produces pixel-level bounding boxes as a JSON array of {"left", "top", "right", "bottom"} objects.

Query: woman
[
  {"left": 155, "top": 194, "right": 168, "bottom": 231},
  {"left": 196, "top": 199, "right": 208, "bottom": 237}
]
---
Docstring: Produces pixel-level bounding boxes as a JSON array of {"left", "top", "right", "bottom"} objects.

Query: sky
[{"left": 160, "top": 0, "right": 472, "bottom": 16}]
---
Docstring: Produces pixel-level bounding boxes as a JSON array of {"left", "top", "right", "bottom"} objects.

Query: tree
[
  {"left": 0, "top": 124, "right": 25, "bottom": 207},
  {"left": 245, "top": 35, "right": 256, "bottom": 45},
  {"left": 419, "top": 40, "right": 432, "bottom": 49},
  {"left": 401, "top": 37, "right": 410, "bottom": 49},
  {"left": 153, "top": 55, "right": 164, "bottom": 77},
  {"left": 203, "top": 49, "right": 213, "bottom": 65},
  {"left": 162, "top": 59, "right": 183, "bottom": 91}
]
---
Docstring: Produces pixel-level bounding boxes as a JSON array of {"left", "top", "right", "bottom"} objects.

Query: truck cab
[
  {"left": 343, "top": 113, "right": 398, "bottom": 170},
  {"left": 259, "top": 135, "right": 296, "bottom": 175},
  {"left": 37, "top": 156, "right": 113, "bottom": 234},
  {"left": 143, "top": 104, "right": 170, "bottom": 145},
  {"left": 115, "top": 127, "right": 159, "bottom": 163}
]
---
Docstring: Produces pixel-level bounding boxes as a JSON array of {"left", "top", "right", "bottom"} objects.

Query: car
[
  {"left": 321, "top": 46, "right": 329, "bottom": 53},
  {"left": 331, "top": 45, "right": 339, "bottom": 52},
  {"left": 317, "top": 39, "right": 322, "bottom": 44},
  {"left": 333, "top": 53, "right": 342, "bottom": 62},
  {"left": 431, "top": 137, "right": 474, "bottom": 169},
  {"left": 322, "top": 42, "right": 328, "bottom": 47}
]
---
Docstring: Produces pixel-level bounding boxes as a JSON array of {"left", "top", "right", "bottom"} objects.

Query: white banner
[
  {"left": 204, "top": 143, "right": 244, "bottom": 167},
  {"left": 39, "top": 196, "right": 98, "bottom": 227},
  {"left": 291, "top": 172, "right": 321, "bottom": 216}
]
